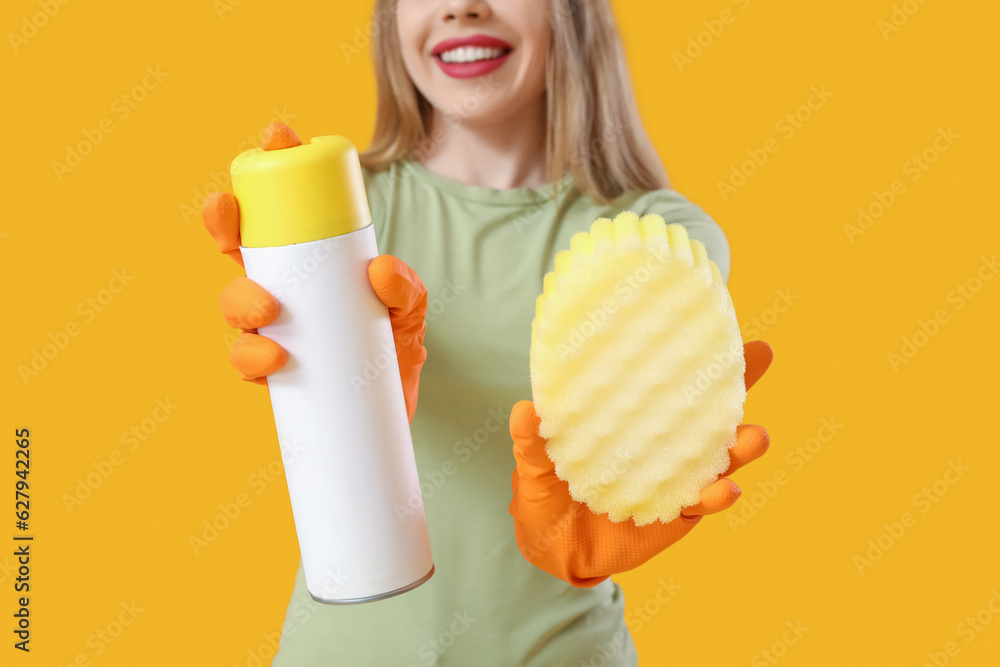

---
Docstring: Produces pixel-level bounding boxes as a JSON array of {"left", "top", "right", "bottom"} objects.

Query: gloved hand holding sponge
[
  {"left": 510, "top": 211, "right": 773, "bottom": 587},
  {"left": 509, "top": 343, "right": 771, "bottom": 587}
]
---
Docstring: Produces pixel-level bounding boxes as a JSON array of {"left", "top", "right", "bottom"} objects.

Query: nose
[{"left": 440, "top": 0, "right": 492, "bottom": 22}]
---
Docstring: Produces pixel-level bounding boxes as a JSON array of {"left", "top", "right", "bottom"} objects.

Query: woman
[{"left": 203, "top": 0, "right": 772, "bottom": 663}]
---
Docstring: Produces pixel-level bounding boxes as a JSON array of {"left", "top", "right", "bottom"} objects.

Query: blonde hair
[{"left": 358, "top": 0, "right": 670, "bottom": 205}]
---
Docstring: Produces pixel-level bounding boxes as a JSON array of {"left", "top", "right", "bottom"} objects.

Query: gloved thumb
[
  {"left": 368, "top": 255, "right": 428, "bottom": 338},
  {"left": 509, "top": 400, "right": 567, "bottom": 511},
  {"left": 367, "top": 255, "right": 428, "bottom": 425}
]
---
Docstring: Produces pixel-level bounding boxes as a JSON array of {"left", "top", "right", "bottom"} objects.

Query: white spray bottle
[{"left": 229, "top": 135, "right": 434, "bottom": 604}]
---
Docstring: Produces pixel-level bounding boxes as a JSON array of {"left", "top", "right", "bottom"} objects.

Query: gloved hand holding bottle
[{"left": 202, "top": 122, "right": 429, "bottom": 425}]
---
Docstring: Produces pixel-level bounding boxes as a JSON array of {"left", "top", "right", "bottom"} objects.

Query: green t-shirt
[{"left": 270, "top": 158, "right": 731, "bottom": 667}]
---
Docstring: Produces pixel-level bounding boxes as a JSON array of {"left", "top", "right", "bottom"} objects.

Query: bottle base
[{"left": 307, "top": 564, "right": 435, "bottom": 605}]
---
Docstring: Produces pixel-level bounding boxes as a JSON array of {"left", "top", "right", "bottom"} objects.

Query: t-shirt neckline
[{"left": 397, "top": 158, "right": 576, "bottom": 206}]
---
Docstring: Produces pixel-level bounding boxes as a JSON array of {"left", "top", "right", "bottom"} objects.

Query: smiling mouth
[{"left": 434, "top": 47, "right": 513, "bottom": 64}]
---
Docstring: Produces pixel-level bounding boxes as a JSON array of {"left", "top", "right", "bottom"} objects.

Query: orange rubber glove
[
  {"left": 202, "top": 122, "right": 429, "bottom": 424},
  {"left": 509, "top": 340, "right": 773, "bottom": 587}
]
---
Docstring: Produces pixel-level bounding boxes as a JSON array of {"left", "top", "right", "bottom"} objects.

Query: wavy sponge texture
[{"left": 529, "top": 211, "right": 746, "bottom": 526}]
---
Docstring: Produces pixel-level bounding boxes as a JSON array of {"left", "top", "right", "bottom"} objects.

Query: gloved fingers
[
  {"left": 680, "top": 477, "right": 741, "bottom": 517},
  {"left": 230, "top": 331, "right": 287, "bottom": 381},
  {"left": 203, "top": 192, "right": 244, "bottom": 268},
  {"left": 509, "top": 400, "right": 567, "bottom": 504},
  {"left": 202, "top": 122, "right": 301, "bottom": 268},
  {"left": 744, "top": 340, "right": 773, "bottom": 391},
  {"left": 260, "top": 122, "right": 302, "bottom": 150},
  {"left": 368, "top": 255, "right": 429, "bottom": 334},
  {"left": 220, "top": 276, "right": 280, "bottom": 330},
  {"left": 723, "top": 424, "right": 770, "bottom": 477},
  {"left": 367, "top": 256, "right": 428, "bottom": 426}
]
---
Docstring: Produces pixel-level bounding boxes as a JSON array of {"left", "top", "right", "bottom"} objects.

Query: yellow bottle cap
[{"left": 230, "top": 135, "right": 372, "bottom": 248}]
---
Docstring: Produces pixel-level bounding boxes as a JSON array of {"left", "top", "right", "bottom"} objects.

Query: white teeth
[{"left": 439, "top": 46, "right": 507, "bottom": 64}]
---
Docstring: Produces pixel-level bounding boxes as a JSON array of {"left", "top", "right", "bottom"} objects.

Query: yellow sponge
[{"left": 529, "top": 211, "right": 746, "bottom": 526}]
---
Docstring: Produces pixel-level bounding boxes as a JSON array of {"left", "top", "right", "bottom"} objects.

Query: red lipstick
[{"left": 432, "top": 34, "right": 513, "bottom": 79}]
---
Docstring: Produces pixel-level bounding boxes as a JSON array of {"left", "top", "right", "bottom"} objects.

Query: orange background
[{"left": 3, "top": 0, "right": 998, "bottom": 665}]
